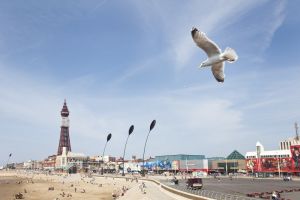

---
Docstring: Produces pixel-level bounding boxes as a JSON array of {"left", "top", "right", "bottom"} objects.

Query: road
[{"left": 160, "top": 176, "right": 300, "bottom": 200}]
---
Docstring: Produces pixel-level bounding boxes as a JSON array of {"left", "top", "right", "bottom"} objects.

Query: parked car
[
  {"left": 283, "top": 176, "right": 292, "bottom": 181},
  {"left": 186, "top": 178, "right": 203, "bottom": 189}
]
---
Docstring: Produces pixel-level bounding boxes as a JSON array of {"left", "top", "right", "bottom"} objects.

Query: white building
[
  {"left": 245, "top": 142, "right": 291, "bottom": 159},
  {"left": 90, "top": 155, "right": 116, "bottom": 163},
  {"left": 279, "top": 123, "right": 300, "bottom": 150},
  {"left": 122, "top": 161, "right": 141, "bottom": 173},
  {"left": 56, "top": 147, "right": 87, "bottom": 172},
  {"left": 279, "top": 137, "right": 300, "bottom": 150}
]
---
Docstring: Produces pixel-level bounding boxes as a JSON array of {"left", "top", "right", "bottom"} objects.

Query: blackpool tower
[{"left": 57, "top": 100, "right": 71, "bottom": 155}]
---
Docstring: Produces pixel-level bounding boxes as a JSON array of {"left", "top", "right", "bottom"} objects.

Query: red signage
[
  {"left": 291, "top": 145, "right": 300, "bottom": 171},
  {"left": 246, "top": 145, "right": 300, "bottom": 173}
]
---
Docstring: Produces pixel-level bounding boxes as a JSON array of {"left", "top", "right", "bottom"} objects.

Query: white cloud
[
  {"left": 261, "top": 1, "right": 286, "bottom": 51},
  {"left": 0, "top": 64, "right": 246, "bottom": 162},
  {"left": 1, "top": 63, "right": 300, "bottom": 164},
  {"left": 111, "top": 0, "right": 270, "bottom": 87},
  {"left": 125, "top": 0, "right": 286, "bottom": 78}
]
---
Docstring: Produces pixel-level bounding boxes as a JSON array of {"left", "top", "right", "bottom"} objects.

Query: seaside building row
[
  {"left": 4, "top": 100, "right": 300, "bottom": 177},
  {"left": 7, "top": 151, "right": 245, "bottom": 175}
]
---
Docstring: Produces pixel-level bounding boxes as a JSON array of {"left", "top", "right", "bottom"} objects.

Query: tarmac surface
[{"left": 160, "top": 176, "right": 300, "bottom": 200}]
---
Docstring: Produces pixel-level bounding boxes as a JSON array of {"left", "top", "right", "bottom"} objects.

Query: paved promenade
[{"left": 119, "top": 179, "right": 190, "bottom": 200}]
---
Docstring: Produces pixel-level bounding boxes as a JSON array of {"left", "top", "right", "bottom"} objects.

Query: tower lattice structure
[{"left": 57, "top": 100, "right": 71, "bottom": 155}]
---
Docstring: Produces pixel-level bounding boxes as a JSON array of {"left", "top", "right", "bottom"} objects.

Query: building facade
[
  {"left": 144, "top": 154, "right": 208, "bottom": 173},
  {"left": 208, "top": 150, "right": 246, "bottom": 174},
  {"left": 55, "top": 147, "right": 88, "bottom": 173},
  {"left": 246, "top": 133, "right": 300, "bottom": 175},
  {"left": 42, "top": 155, "right": 57, "bottom": 171}
]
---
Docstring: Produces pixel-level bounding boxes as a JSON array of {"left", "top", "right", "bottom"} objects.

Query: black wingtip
[
  {"left": 191, "top": 27, "right": 198, "bottom": 37},
  {"left": 215, "top": 77, "right": 224, "bottom": 83}
]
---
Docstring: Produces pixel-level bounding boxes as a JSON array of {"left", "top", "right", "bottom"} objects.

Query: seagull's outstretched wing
[
  {"left": 211, "top": 62, "right": 225, "bottom": 82},
  {"left": 191, "top": 27, "right": 221, "bottom": 57}
]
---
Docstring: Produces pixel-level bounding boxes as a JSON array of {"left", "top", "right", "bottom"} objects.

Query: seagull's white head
[{"left": 199, "top": 62, "right": 207, "bottom": 68}]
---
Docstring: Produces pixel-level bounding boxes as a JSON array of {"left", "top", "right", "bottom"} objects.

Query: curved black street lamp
[
  {"left": 122, "top": 125, "right": 134, "bottom": 176},
  {"left": 142, "top": 120, "right": 156, "bottom": 177},
  {"left": 6, "top": 153, "right": 12, "bottom": 170},
  {"left": 101, "top": 133, "right": 112, "bottom": 175}
]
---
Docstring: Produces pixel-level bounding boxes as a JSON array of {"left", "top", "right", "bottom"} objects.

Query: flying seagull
[{"left": 191, "top": 27, "right": 238, "bottom": 82}]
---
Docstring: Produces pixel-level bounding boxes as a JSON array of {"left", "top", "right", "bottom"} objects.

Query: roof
[
  {"left": 67, "top": 152, "right": 86, "bottom": 158},
  {"left": 207, "top": 157, "right": 225, "bottom": 160},
  {"left": 245, "top": 150, "right": 291, "bottom": 157},
  {"left": 226, "top": 150, "right": 245, "bottom": 160},
  {"left": 61, "top": 99, "right": 69, "bottom": 117},
  {"left": 281, "top": 137, "right": 300, "bottom": 145}
]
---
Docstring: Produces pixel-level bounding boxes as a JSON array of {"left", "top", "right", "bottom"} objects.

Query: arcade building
[{"left": 245, "top": 123, "right": 300, "bottom": 176}]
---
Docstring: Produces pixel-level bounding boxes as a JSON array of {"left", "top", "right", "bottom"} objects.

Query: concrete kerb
[
  {"left": 93, "top": 175, "right": 211, "bottom": 199},
  {"left": 96, "top": 175, "right": 211, "bottom": 200},
  {"left": 159, "top": 182, "right": 211, "bottom": 200}
]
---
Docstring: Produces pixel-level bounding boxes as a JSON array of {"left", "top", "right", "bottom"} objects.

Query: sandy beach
[{"left": 0, "top": 171, "right": 139, "bottom": 200}]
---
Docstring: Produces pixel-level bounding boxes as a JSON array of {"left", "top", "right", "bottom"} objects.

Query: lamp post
[
  {"left": 142, "top": 120, "right": 156, "bottom": 177},
  {"left": 225, "top": 159, "right": 228, "bottom": 176},
  {"left": 277, "top": 155, "right": 281, "bottom": 178},
  {"left": 101, "top": 133, "right": 112, "bottom": 175},
  {"left": 6, "top": 153, "right": 12, "bottom": 170},
  {"left": 122, "top": 125, "right": 134, "bottom": 176}
]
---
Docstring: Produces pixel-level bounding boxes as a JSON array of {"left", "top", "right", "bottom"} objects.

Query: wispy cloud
[
  {"left": 260, "top": 1, "right": 286, "bottom": 51},
  {"left": 1, "top": 61, "right": 300, "bottom": 165},
  {"left": 119, "top": 0, "right": 277, "bottom": 83},
  {"left": 0, "top": 64, "right": 245, "bottom": 162}
]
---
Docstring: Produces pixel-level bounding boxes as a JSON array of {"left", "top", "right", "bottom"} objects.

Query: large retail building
[{"left": 245, "top": 123, "right": 300, "bottom": 175}]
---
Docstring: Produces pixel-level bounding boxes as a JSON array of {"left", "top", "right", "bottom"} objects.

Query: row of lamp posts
[
  {"left": 5, "top": 121, "right": 156, "bottom": 175},
  {"left": 100, "top": 120, "right": 156, "bottom": 176}
]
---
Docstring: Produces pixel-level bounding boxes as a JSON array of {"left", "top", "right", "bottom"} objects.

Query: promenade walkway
[{"left": 119, "top": 179, "right": 190, "bottom": 200}]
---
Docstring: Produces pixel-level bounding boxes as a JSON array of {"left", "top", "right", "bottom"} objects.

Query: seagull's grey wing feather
[
  {"left": 211, "top": 62, "right": 225, "bottom": 82},
  {"left": 191, "top": 28, "right": 221, "bottom": 57}
]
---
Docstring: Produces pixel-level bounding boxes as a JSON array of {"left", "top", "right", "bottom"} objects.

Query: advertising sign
[
  {"left": 246, "top": 157, "right": 293, "bottom": 173},
  {"left": 172, "top": 160, "right": 180, "bottom": 170},
  {"left": 291, "top": 145, "right": 300, "bottom": 171},
  {"left": 246, "top": 145, "right": 300, "bottom": 173},
  {"left": 141, "top": 160, "right": 172, "bottom": 170}
]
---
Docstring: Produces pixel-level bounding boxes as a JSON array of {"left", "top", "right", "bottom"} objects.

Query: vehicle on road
[
  {"left": 186, "top": 178, "right": 203, "bottom": 189},
  {"left": 283, "top": 176, "right": 292, "bottom": 181}
]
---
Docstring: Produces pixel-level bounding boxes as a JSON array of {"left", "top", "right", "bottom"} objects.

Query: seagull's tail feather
[{"left": 222, "top": 47, "right": 238, "bottom": 63}]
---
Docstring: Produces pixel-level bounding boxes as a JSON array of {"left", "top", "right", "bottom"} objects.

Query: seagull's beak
[
  {"left": 191, "top": 27, "right": 198, "bottom": 32},
  {"left": 191, "top": 27, "right": 198, "bottom": 37}
]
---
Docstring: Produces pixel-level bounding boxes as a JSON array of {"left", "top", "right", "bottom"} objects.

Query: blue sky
[{"left": 1, "top": 0, "right": 300, "bottom": 166}]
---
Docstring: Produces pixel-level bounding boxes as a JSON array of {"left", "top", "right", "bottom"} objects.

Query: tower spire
[{"left": 57, "top": 100, "right": 71, "bottom": 155}]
